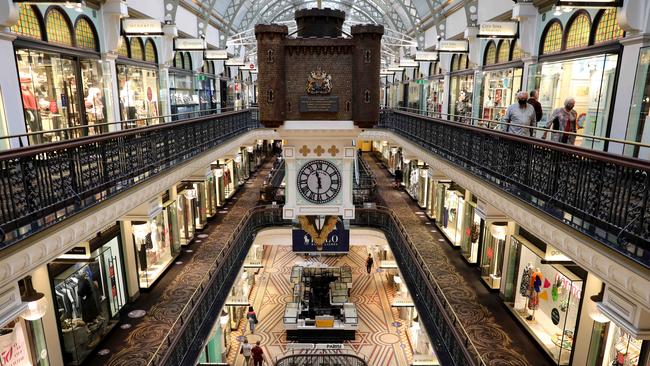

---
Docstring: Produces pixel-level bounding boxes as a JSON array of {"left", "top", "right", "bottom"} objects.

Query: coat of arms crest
[{"left": 306, "top": 67, "right": 332, "bottom": 95}]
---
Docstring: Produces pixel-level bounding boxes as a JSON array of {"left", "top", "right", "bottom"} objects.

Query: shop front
[
  {"left": 587, "top": 318, "right": 649, "bottom": 366},
  {"left": 434, "top": 182, "right": 468, "bottom": 247},
  {"left": 181, "top": 179, "right": 212, "bottom": 231},
  {"left": 449, "top": 54, "right": 474, "bottom": 123},
  {"left": 12, "top": 5, "right": 109, "bottom": 144},
  {"left": 198, "top": 61, "right": 218, "bottom": 112},
  {"left": 116, "top": 36, "right": 161, "bottom": 124},
  {"left": 47, "top": 224, "right": 127, "bottom": 365},
  {"left": 479, "top": 40, "right": 524, "bottom": 128},
  {"left": 532, "top": 9, "right": 624, "bottom": 150},
  {"left": 459, "top": 195, "right": 482, "bottom": 265},
  {"left": 479, "top": 220, "right": 510, "bottom": 290},
  {"left": 170, "top": 52, "right": 198, "bottom": 120},
  {"left": 426, "top": 61, "right": 444, "bottom": 117},
  {"left": 407, "top": 79, "right": 422, "bottom": 112},
  {"left": 177, "top": 183, "right": 198, "bottom": 246}
]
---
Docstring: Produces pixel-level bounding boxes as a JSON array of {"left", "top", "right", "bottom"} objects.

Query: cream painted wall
[
  {"left": 477, "top": 0, "right": 513, "bottom": 23},
  {"left": 127, "top": 0, "right": 165, "bottom": 21},
  {"left": 445, "top": 8, "right": 468, "bottom": 39},
  {"left": 176, "top": 6, "right": 198, "bottom": 38},
  {"left": 424, "top": 26, "right": 438, "bottom": 50},
  {"left": 206, "top": 25, "right": 220, "bottom": 49}
]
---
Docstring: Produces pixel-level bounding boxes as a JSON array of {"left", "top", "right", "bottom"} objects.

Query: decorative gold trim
[
  {"left": 298, "top": 215, "right": 339, "bottom": 251},
  {"left": 314, "top": 145, "right": 325, "bottom": 156},
  {"left": 328, "top": 145, "right": 340, "bottom": 157},
  {"left": 299, "top": 145, "right": 311, "bottom": 156}
]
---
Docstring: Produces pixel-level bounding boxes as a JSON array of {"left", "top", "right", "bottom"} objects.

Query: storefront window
[
  {"left": 589, "top": 324, "right": 645, "bottom": 366},
  {"left": 74, "top": 18, "right": 97, "bottom": 51},
  {"left": 50, "top": 239, "right": 126, "bottom": 365},
  {"left": 116, "top": 64, "right": 160, "bottom": 122},
  {"left": 437, "top": 184, "right": 466, "bottom": 246},
  {"left": 132, "top": 207, "right": 180, "bottom": 288},
  {"left": 170, "top": 71, "right": 198, "bottom": 119},
  {"left": 426, "top": 78, "right": 444, "bottom": 117},
  {"left": 542, "top": 21, "right": 563, "bottom": 55},
  {"left": 45, "top": 8, "right": 73, "bottom": 47},
  {"left": 130, "top": 38, "right": 144, "bottom": 61},
  {"left": 480, "top": 222, "right": 507, "bottom": 289},
  {"left": 565, "top": 13, "right": 591, "bottom": 50},
  {"left": 177, "top": 188, "right": 197, "bottom": 245},
  {"left": 460, "top": 200, "right": 482, "bottom": 264},
  {"left": 144, "top": 39, "right": 157, "bottom": 63},
  {"left": 535, "top": 54, "right": 618, "bottom": 150},
  {"left": 11, "top": 4, "right": 43, "bottom": 40},
  {"left": 594, "top": 9, "right": 625, "bottom": 44},
  {"left": 497, "top": 41, "right": 510, "bottom": 63},
  {"left": 625, "top": 47, "right": 650, "bottom": 158},
  {"left": 485, "top": 42, "right": 497, "bottom": 65},
  {"left": 480, "top": 68, "right": 523, "bottom": 126},
  {"left": 506, "top": 236, "right": 583, "bottom": 365},
  {"left": 511, "top": 40, "right": 524, "bottom": 61},
  {"left": 0, "top": 317, "right": 49, "bottom": 366}
]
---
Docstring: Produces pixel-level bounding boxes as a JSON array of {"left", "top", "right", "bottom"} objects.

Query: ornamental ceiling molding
[
  {"left": 0, "top": 129, "right": 279, "bottom": 288},
  {"left": 361, "top": 130, "right": 650, "bottom": 311}
]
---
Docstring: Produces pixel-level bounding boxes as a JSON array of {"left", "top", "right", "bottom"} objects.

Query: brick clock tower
[{"left": 255, "top": 8, "right": 383, "bottom": 228}]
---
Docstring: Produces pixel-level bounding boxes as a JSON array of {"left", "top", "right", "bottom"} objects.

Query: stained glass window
[
  {"left": 130, "top": 38, "right": 144, "bottom": 60},
  {"left": 75, "top": 18, "right": 97, "bottom": 51},
  {"left": 450, "top": 55, "right": 457, "bottom": 71},
  {"left": 594, "top": 9, "right": 625, "bottom": 44},
  {"left": 497, "top": 40, "right": 510, "bottom": 63},
  {"left": 184, "top": 52, "right": 192, "bottom": 70},
  {"left": 511, "top": 40, "right": 523, "bottom": 61},
  {"left": 11, "top": 4, "right": 42, "bottom": 40},
  {"left": 484, "top": 42, "right": 497, "bottom": 65},
  {"left": 174, "top": 52, "right": 183, "bottom": 68},
  {"left": 145, "top": 39, "right": 157, "bottom": 63},
  {"left": 45, "top": 8, "right": 73, "bottom": 46},
  {"left": 542, "top": 21, "right": 563, "bottom": 54},
  {"left": 459, "top": 54, "right": 468, "bottom": 70},
  {"left": 118, "top": 36, "right": 129, "bottom": 58},
  {"left": 565, "top": 13, "right": 591, "bottom": 50}
]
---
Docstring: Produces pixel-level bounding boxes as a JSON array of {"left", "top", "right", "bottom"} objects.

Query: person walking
[
  {"left": 394, "top": 167, "right": 403, "bottom": 189},
  {"left": 239, "top": 338, "right": 253, "bottom": 365},
  {"left": 251, "top": 340, "right": 269, "bottom": 366},
  {"left": 503, "top": 91, "right": 537, "bottom": 137},
  {"left": 527, "top": 90, "right": 543, "bottom": 123},
  {"left": 366, "top": 254, "right": 374, "bottom": 274},
  {"left": 543, "top": 97, "right": 578, "bottom": 144},
  {"left": 246, "top": 306, "right": 258, "bottom": 334}
]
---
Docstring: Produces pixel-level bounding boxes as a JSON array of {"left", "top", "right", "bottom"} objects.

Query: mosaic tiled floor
[{"left": 227, "top": 245, "right": 416, "bottom": 366}]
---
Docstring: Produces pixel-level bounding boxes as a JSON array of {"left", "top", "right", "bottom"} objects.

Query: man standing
[
  {"left": 528, "top": 90, "right": 543, "bottom": 123},
  {"left": 251, "top": 340, "right": 269, "bottom": 366},
  {"left": 366, "top": 254, "right": 374, "bottom": 274},
  {"left": 503, "top": 91, "right": 537, "bottom": 137}
]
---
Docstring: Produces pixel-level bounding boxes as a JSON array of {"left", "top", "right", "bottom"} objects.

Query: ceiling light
[{"left": 20, "top": 276, "right": 47, "bottom": 321}]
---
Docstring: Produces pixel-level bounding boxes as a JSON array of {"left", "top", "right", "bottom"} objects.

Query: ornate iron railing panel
[
  {"left": 274, "top": 353, "right": 368, "bottom": 366},
  {"left": 379, "top": 110, "right": 650, "bottom": 268},
  {"left": 0, "top": 110, "right": 260, "bottom": 249},
  {"left": 353, "top": 155, "right": 377, "bottom": 205}
]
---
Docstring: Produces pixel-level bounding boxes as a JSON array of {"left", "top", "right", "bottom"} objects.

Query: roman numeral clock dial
[{"left": 297, "top": 160, "right": 342, "bottom": 204}]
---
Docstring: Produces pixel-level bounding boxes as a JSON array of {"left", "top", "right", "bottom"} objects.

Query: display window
[
  {"left": 625, "top": 46, "right": 650, "bottom": 158},
  {"left": 407, "top": 81, "right": 422, "bottom": 111},
  {"left": 479, "top": 68, "right": 523, "bottom": 127},
  {"left": 460, "top": 198, "right": 482, "bottom": 264},
  {"left": 177, "top": 188, "right": 197, "bottom": 246},
  {"left": 0, "top": 316, "right": 49, "bottom": 366},
  {"left": 116, "top": 64, "right": 160, "bottom": 123},
  {"left": 183, "top": 181, "right": 208, "bottom": 230},
  {"left": 48, "top": 228, "right": 126, "bottom": 365},
  {"left": 416, "top": 166, "right": 429, "bottom": 208},
  {"left": 436, "top": 183, "right": 466, "bottom": 247},
  {"left": 426, "top": 78, "right": 444, "bottom": 118},
  {"left": 449, "top": 54, "right": 474, "bottom": 123},
  {"left": 588, "top": 322, "right": 647, "bottom": 366},
  {"left": 479, "top": 221, "right": 508, "bottom": 290},
  {"left": 169, "top": 57, "right": 199, "bottom": 120},
  {"left": 504, "top": 236, "right": 583, "bottom": 365},
  {"left": 197, "top": 67, "right": 218, "bottom": 112}
]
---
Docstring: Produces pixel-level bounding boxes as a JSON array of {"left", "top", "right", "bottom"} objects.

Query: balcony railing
[
  {"left": 379, "top": 109, "right": 650, "bottom": 268},
  {"left": 0, "top": 109, "right": 260, "bottom": 249},
  {"left": 274, "top": 353, "right": 368, "bottom": 366}
]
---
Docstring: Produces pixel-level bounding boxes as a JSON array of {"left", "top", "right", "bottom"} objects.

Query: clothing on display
[
  {"left": 117, "top": 64, "right": 160, "bottom": 123},
  {"left": 450, "top": 74, "right": 474, "bottom": 123},
  {"left": 480, "top": 68, "right": 523, "bottom": 127}
]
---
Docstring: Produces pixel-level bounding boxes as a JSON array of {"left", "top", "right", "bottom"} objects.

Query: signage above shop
[
  {"left": 204, "top": 49, "right": 229, "bottom": 60},
  {"left": 387, "top": 66, "right": 404, "bottom": 72},
  {"left": 414, "top": 51, "right": 438, "bottom": 61},
  {"left": 478, "top": 21, "right": 518, "bottom": 38},
  {"left": 122, "top": 19, "right": 163, "bottom": 36},
  {"left": 380, "top": 70, "right": 395, "bottom": 76},
  {"left": 239, "top": 62, "right": 257, "bottom": 71},
  {"left": 174, "top": 38, "right": 206, "bottom": 51},
  {"left": 555, "top": 0, "right": 622, "bottom": 7},
  {"left": 225, "top": 58, "right": 245, "bottom": 66},
  {"left": 437, "top": 40, "right": 469, "bottom": 53},
  {"left": 398, "top": 58, "right": 418, "bottom": 68},
  {"left": 292, "top": 218, "right": 349, "bottom": 253}
]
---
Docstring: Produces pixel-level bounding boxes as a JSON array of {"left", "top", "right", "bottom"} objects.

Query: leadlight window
[
  {"left": 45, "top": 8, "right": 73, "bottom": 46},
  {"left": 542, "top": 21, "right": 563, "bottom": 54},
  {"left": 565, "top": 13, "right": 591, "bottom": 50},
  {"left": 511, "top": 40, "right": 523, "bottom": 61},
  {"left": 118, "top": 36, "right": 129, "bottom": 58},
  {"left": 11, "top": 4, "right": 42, "bottom": 40},
  {"left": 145, "top": 39, "right": 157, "bottom": 63},
  {"left": 75, "top": 18, "right": 97, "bottom": 51},
  {"left": 497, "top": 40, "right": 510, "bottom": 63},
  {"left": 459, "top": 54, "right": 468, "bottom": 70},
  {"left": 594, "top": 9, "right": 624, "bottom": 44},
  {"left": 485, "top": 42, "right": 497, "bottom": 65},
  {"left": 130, "top": 38, "right": 144, "bottom": 60},
  {"left": 174, "top": 52, "right": 183, "bottom": 68},
  {"left": 450, "top": 55, "right": 457, "bottom": 72},
  {"left": 183, "top": 52, "right": 192, "bottom": 70}
]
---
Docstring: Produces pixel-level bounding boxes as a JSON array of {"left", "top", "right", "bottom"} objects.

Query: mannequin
[
  {"left": 20, "top": 80, "right": 40, "bottom": 139},
  {"left": 526, "top": 268, "right": 542, "bottom": 321}
]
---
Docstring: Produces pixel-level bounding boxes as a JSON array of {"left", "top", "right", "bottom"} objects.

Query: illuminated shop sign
[
  {"left": 225, "top": 58, "right": 245, "bottom": 66},
  {"left": 204, "top": 49, "right": 229, "bottom": 60},
  {"left": 398, "top": 58, "right": 418, "bottom": 68},
  {"left": 414, "top": 51, "right": 438, "bottom": 61},
  {"left": 437, "top": 40, "right": 469, "bottom": 53},
  {"left": 122, "top": 19, "right": 163, "bottom": 36},
  {"left": 478, "top": 21, "right": 518, "bottom": 38},
  {"left": 173, "top": 38, "right": 207, "bottom": 51},
  {"left": 555, "top": 0, "right": 622, "bottom": 7},
  {"left": 292, "top": 219, "right": 350, "bottom": 252}
]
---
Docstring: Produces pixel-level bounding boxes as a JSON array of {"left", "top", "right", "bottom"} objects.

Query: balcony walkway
[
  {"left": 364, "top": 153, "right": 551, "bottom": 366},
  {"left": 84, "top": 160, "right": 273, "bottom": 366}
]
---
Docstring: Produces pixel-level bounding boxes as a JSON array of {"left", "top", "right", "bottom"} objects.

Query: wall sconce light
[{"left": 489, "top": 222, "right": 508, "bottom": 241}]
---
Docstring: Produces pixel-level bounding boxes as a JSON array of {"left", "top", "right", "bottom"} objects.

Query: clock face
[{"left": 297, "top": 160, "right": 342, "bottom": 204}]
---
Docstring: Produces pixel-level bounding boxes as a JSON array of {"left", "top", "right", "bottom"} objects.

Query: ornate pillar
[
  {"left": 512, "top": 2, "right": 539, "bottom": 94},
  {"left": 0, "top": 1, "right": 24, "bottom": 147}
]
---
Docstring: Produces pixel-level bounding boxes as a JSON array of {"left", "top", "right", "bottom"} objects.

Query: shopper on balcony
[
  {"left": 543, "top": 98, "right": 578, "bottom": 145},
  {"left": 503, "top": 91, "right": 537, "bottom": 137},
  {"left": 527, "top": 90, "right": 543, "bottom": 123},
  {"left": 246, "top": 306, "right": 258, "bottom": 334}
]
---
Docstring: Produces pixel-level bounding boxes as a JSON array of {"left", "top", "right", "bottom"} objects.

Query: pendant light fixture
[{"left": 20, "top": 276, "right": 47, "bottom": 321}]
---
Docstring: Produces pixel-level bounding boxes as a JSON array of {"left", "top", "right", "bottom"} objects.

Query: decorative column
[
  {"left": 101, "top": 0, "right": 128, "bottom": 129},
  {"left": 0, "top": 1, "right": 24, "bottom": 148},
  {"left": 159, "top": 23, "right": 178, "bottom": 120},
  {"left": 512, "top": 2, "right": 539, "bottom": 93}
]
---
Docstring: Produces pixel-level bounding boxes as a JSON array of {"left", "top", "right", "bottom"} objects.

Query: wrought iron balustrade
[
  {"left": 274, "top": 353, "right": 368, "bottom": 366},
  {"left": 353, "top": 155, "right": 377, "bottom": 205},
  {"left": 379, "top": 109, "right": 650, "bottom": 268},
  {"left": 0, "top": 110, "right": 260, "bottom": 249},
  {"left": 260, "top": 158, "right": 286, "bottom": 204}
]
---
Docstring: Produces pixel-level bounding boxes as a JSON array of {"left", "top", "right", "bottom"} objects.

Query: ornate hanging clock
[{"left": 297, "top": 160, "right": 341, "bottom": 204}]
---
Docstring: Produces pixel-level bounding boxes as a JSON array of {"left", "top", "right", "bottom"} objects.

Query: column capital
[
  {"left": 0, "top": 0, "right": 18, "bottom": 29},
  {"left": 512, "top": 2, "right": 537, "bottom": 20}
]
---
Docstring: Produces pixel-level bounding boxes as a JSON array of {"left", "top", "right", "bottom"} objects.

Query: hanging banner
[
  {"left": 174, "top": 38, "right": 206, "bottom": 51},
  {"left": 292, "top": 217, "right": 349, "bottom": 252},
  {"left": 0, "top": 320, "right": 33, "bottom": 366},
  {"left": 122, "top": 19, "right": 163, "bottom": 36},
  {"left": 414, "top": 51, "right": 438, "bottom": 61},
  {"left": 204, "top": 49, "right": 229, "bottom": 60},
  {"left": 478, "top": 21, "right": 518, "bottom": 38},
  {"left": 437, "top": 40, "right": 469, "bottom": 53},
  {"left": 555, "top": 0, "right": 622, "bottom": 7}
]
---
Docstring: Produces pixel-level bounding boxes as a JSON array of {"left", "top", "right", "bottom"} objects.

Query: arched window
[
  {"left": 541, "top": 21, "right": 563, "bottom": 54},
  {"left": 45, "top": 8, "right": 73, "bottom": 46},
  {"left": 144, "top": 38, "right": 157, "bottom": 63},
  {"left": 484, "top": 41, "right": 497, "bottom": 65},
  {"left": 11, "top": 4, "right": 43, "bottom": 40},
  {"left": 458, "top": 54, "right": 468, "bottom": 70},
  {"left": 594, "top": 9, "right": 625, "bottom": 44},
  {"left": 497, "top": 40, "right": 510, "bottom": 63},
  {"left": 210, "top": 61, "right": 215, "bottom": 74},
  {"left": 511, "top": 40, "right": 523, "bottom": 61},
  {"left": 450, "top": 54, "right": 457, "bottom": 72},
  {"left": 118, "top": 35, "right": 129, "bottom": 58},
  {"left": 183, "top": 52, "right": 192, "bottom": 70},
  {"left": 74, "top": 17, "right": 98, "bottom": 51},
  {"left": 130, "top": 38, "right": 144, "bottom": 60},
  {"left": 565, "top": 12, "right": 591, "bottom": 50},
  {"left": 174, "top": 52, "right": 183, "bottom": 68}
]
